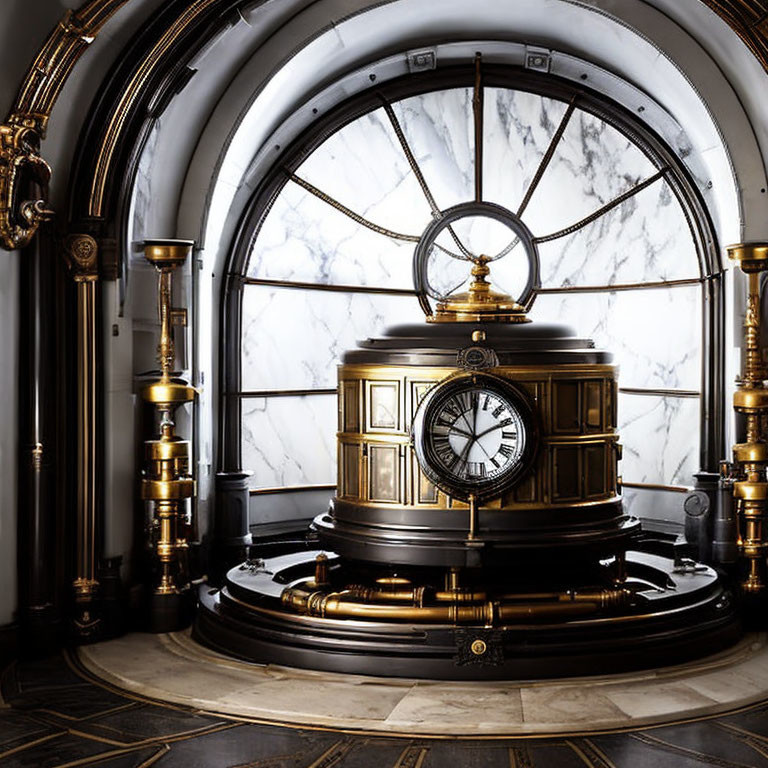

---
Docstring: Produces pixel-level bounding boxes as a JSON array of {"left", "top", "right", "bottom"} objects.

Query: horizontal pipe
[{"left": 282, "top": 586, "right": 624, "bottom": 623}]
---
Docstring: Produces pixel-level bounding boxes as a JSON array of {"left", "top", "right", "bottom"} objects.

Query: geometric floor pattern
[{"left": 4, "top": 653, "right": 768, "bottom": 767}]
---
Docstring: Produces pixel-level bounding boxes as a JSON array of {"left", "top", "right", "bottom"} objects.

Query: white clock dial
[{"left": 412, "top": 375, "right": 533, "bottom": 500}]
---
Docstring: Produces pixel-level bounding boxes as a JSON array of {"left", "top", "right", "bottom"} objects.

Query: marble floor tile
[
  {"left": 682, "top": 666, "right": 768, "bottom": 703},
  {"left": 384, "top": 684, "right": 523, "bottom": 731},
  {"left": 603, "top": 682, "right": 717, "bottom": 719},
  {"left": 520, "top": 685, "right": 626, "bottom": 728},
  {"left": 215, "top": 677, "right": 411, "bottom": 724}
]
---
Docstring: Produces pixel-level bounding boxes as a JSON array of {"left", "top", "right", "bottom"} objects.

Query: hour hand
[{"left": 449, "top": 425, "right": 473, "bottom": 439}]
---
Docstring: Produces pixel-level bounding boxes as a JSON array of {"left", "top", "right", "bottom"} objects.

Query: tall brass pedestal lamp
[
  {"left": 729, "top": 243, "right": 768, "bottom": 601},
  {"left": 141, "top": 240, "right": 196, "bottom": 632}
]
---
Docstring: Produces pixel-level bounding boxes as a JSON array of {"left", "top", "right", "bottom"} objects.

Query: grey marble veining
[
  {"left": 241, "top": 287, "right": 424, "bottom": 391},
  {"left": 482, "top": 87, "right": 568, "bottom": 214},
  {"left": 618, "top": 393, "right": 699, "bottom": 486},
  {"left": 241, "top": 394, "right": 336, "bottom": 488},
  {"left": 521, "top": 109, "right": 657, "bottom": 238},
  {"left": 531, "top": 286, "right": 701, "bottom": 391},
  {"left": 536, "top": 179, "right": 700, "bottom": 288},
  {"left": 247, "top": 179, "right": 416, "bottom": 289},
  {"left": 390, "top": 88, "right": 475, "bottom": 211}
]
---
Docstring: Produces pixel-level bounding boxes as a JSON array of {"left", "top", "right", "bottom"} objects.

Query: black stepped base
[{"left": 193, "top": 550, "right": 740, "bottom": 680}]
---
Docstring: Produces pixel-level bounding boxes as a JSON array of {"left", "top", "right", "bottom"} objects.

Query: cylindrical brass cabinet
[{"left": 315, "top": 321, "right": 636, "bottom": 567}]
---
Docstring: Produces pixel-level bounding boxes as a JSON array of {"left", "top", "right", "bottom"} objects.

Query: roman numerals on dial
[{"left": 424, "top": 384, "right": 527, "bottom": 487}]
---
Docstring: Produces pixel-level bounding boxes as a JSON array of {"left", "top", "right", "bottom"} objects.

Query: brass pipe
[
  {"left": 64, "top": 233, "right": 101, "bottom": 639},
  {"left": 282, "top": 586, "right": 613, "bottom": 623},
  {"left": 73, "top": 275, "right": 99, "bottom": 633},
  {"left": 320, "top": 581, "right": 629, "bottom": 608}
]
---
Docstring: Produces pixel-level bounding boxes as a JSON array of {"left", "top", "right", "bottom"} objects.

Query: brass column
[
  {"left": 141, "top": 239, "right": 196, "bottom": 631},
  {"left": 729, "top": 244, "right": 768, "bottom": 595},
  {"left": 64, "top": 234, "right": 101, "bottom": 637}
]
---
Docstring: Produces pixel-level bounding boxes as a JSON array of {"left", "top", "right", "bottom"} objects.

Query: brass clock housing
[{"left": 412, "top": 372, "right": 538, "bottom": 502}]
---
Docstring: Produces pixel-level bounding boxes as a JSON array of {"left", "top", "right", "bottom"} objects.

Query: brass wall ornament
[
  {"left": 140, "top": 239, "right": 196, "bottom": 630},
  {"left": 0, "top": 2, "right": 127, "bottom": 251},
  {"left": 0, "top": 121, "right": 54, "bottom": 249},
  {"left": 728, "top": 243, "right": 768, "bottom": 595}
]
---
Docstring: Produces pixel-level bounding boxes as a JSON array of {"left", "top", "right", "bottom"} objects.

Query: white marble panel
[
  {"left": 482, "top": 88, "right": 568, "bottom": 212},
  {"left": 531, "top": 286, "right": 701, "bottom": 390},
  {"left": 390, "top": 88, "right": 475, "bottom": 210},
  {"left": 241, "top": 287, "right": 425, "bottom": 390},
  {"left": 246, "top": 180, "right": 418, "bottom": 288},
  {"left": 521, "top": 108, "right": 658, "bottom": 239},
  {"left": 537, "top": 179, "right": 700, "bottom": 287},
  {"left": 618, "top": 393, "right": 700, "bottom": 486},
  {"left": 296, "top": 107, "right": 433, "bottom": 233},
  {"left": 241, "top": 394, "right": 336, "bottom": 488}
]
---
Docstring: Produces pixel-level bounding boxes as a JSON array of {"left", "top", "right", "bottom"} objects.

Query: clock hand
[
  {"left": 452, "top": 434, "right": 474, "bottom": 472},
  {"left": 449, "top": 426, "right": 473, "bottom": 439},
  {"left": 457, "top": 410, "right": 475, "bottom": 435},
  {"left": 474, "top": 422, "right": 503, "bottom": 441}
]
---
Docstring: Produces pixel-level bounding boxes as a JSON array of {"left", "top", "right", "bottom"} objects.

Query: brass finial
[{"left": 428, "top": 255, "right": 529, "bottom": 324}]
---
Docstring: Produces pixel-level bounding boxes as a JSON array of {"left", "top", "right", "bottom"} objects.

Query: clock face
[{"left": 413, "top": 375, "right": 535, "bottom": 500}]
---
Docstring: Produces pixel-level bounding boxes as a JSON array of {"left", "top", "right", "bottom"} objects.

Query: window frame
[{"left": 220, "top": 64, "right": 723, "bottom": 493}]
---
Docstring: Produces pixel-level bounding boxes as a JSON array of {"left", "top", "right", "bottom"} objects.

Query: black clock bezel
[{"left": 412, "top": 372, "right": 539, "bottom": 502}]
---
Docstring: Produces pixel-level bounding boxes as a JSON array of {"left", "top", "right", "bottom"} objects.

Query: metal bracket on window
[
  {"left": 407, "top": 48, "right": 437, "bottom": 73},
  {"left": 524, "top": 46, "right": 551, "bottom": 73}
]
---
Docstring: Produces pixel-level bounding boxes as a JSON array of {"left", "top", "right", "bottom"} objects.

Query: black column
[{"left": 17, "top": 206, "right": 60, "bottom": 653}]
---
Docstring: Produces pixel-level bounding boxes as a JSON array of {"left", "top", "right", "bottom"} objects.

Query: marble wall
[
  {"left": 241, "top": 394, "right": 336, "bottom": 488},
  {"left": 241, "top": 86, "right": 705, "bottom": 490}
]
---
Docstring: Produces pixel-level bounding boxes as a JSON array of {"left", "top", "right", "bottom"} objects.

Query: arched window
[{"left": 223, "top": 64, "right": 721, "bottom": 505}]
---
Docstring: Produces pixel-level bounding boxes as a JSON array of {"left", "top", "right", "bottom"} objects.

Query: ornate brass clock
[
  {"left": 412, "top": 372, "right": 536, "bottom": 501},
  {"left": 197, "top": 188, "right": 735, "bottom": 681}
]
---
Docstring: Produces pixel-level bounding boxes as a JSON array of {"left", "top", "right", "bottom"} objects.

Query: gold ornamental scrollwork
[
  {"left": 0, "top": 121, "right": 54, "bottom": 250},
  {"left": 0, "top": 1, "right": 128, "bottom": 252}
]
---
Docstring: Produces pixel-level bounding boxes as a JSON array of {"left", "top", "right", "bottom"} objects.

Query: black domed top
[{"left": 341, "top": 322, "right": 612, "bottom": 366}]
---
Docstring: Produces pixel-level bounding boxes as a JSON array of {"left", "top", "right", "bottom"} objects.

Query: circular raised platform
[
  {"left": 78, "top": 630, "right": 768, "bottom": 736},
  {"left": 193, "top": 549, "right": 738, "bottom": 680}
]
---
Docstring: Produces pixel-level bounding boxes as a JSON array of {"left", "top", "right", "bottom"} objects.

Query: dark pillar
[{"left": 211, "top": 471, "right": 253, "bottom": 584}]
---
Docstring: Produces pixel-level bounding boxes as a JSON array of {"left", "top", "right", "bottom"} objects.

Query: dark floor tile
[
  {"left": 590, "top": 732, "right": 747, "bottom": 768},
  {"left": 644, "top": 722, "right": 768, "bottom": 767},
  {"left": 524, "top": 742, "right": 597, "bottom": 768},
  {"left": 153, "top": 723, "right": 340, "bottom": 768},
  {"left": 720, "top": 705, "right": 768, "bottom": 739},
  {"left": 76, "top": 703, "right": 226, "bottom": 744},
  {"left": 12, "top": 681, "right": 130, "bottom": 720},
  {"left": 334, "top": 738, "right": 412, "bottom": 768},
  {"left": 7, "top": 656, "right": 83, "bottom": 695},
  {"left": 0, "top": 731, "right": 118, "bottom": 768},
  {"left": 422, "top": 742, "right": 511, "bottom": 768},
  {"left": 0, "top": 710, "right": 59, "bottom": 749},
  {"left": 81, "top": 745, "right": 172, "bottom": 767}
]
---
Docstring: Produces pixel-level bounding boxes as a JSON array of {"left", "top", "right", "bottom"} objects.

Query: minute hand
[{"left": 474, "top": 423, "right": 507, "bottom": 441}]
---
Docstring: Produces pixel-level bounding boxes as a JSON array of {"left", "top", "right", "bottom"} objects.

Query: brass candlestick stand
[
  {"left": 729, "top": 243, "right": 768, "bottom": 596},
  {"left": 141, "top": 239, "right": 196, "bottom": 631}
]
